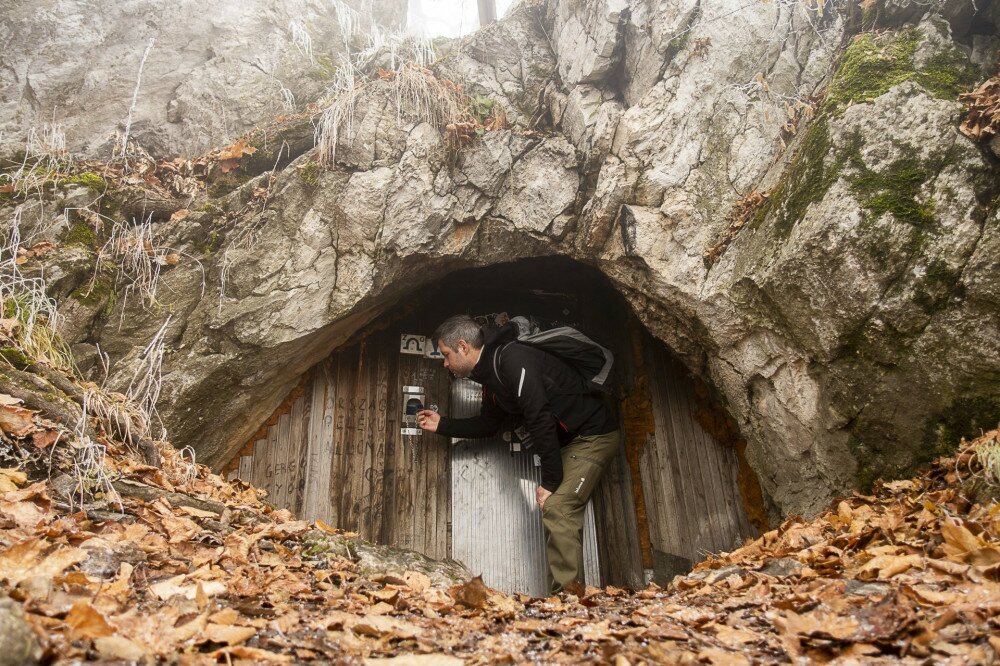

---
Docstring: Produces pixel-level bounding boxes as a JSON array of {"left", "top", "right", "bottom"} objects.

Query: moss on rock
[
  {"left": 825, "top": 28, "right": 979, "bottom": 113},
  {"left": 912, "top": 259, "right": 965, "bottom": 314},
  {"left": 751, "top": 116, "right": 848, "bottom": 239},
  {"left": 0, "top": 346, "right": 32, "bottom": 369},
  {"left": 298, "top": 161, "right": 322, "bottom": 187},
  {"left": 62, "top": 222, "right": 98, "bottom": 247},
  {"left": 847, "top": 151, "right": 936, "bottom": 228},
  {"left": 62, "top": 171, "right": 106, "bottom": 193}
]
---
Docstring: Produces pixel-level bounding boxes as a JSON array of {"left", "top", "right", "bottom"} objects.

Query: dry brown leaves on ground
[{"left": 2, "top": 369, "right": 1000, "bottom": 664}]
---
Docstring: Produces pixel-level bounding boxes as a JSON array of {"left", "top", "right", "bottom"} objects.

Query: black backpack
[{"left": 487, "top": 315, "right": 614, "bottom": 394}]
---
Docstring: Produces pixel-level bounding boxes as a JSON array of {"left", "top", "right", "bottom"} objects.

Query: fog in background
[{"left": 408, "top": 0, "right": 518, "bottom": 37}]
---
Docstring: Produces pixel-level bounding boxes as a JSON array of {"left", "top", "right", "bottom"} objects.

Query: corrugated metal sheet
[{"left": 449, "top": 378, "right": 599, "bottom": 596}]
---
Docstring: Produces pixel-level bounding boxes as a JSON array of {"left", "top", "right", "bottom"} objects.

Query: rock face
[
  {"left": 9, "top": 0, "right": 1000, "bottom": 519},
  {"left": 0, "top": 0, "right": 407, "bottom": 158}
]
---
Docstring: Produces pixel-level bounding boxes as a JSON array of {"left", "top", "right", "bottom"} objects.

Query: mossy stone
[
  {"left": 298, "top": 161, "right": 322, "bottom": 187},
  {"left": 922, "top": 396, "right": 1000, "bottom": 463},
  {"left": 847, "top": 151, "right": 936, "bottom": 228},
  {"left": 62, "top": 171, "right": 106, "bottom": 193},
  {"left": 825, "top": 28, "right": 980, "bottom": 113},
  {"left": 62, "top": 222, "right": 98, "bottom": 247},
  {"left": 750, "top": 116, "right": 848, "bottom": 239},
  {"left": 0, "top": 346, "right": 31, "bottom": 369}
]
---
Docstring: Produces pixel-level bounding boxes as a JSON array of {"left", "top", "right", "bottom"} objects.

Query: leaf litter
[{"left": 2, "top": 369, "right": 1000, "bottom": 663}]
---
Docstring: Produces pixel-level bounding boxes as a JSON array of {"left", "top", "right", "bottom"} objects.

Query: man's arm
[
  {"left": 503, "top": 349, "right": 563, "bottom": 492},
  {"left": 434, "top": 391, "right": 505, "bottom": 439}
]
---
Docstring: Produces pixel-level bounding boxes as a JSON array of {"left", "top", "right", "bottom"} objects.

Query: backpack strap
[{"left": 492, "top": 341, "right": 515, "bottom": 389}]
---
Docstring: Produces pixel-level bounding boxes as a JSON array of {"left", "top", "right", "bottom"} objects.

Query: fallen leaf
[
  {"left": 353, "top": 615, "right": 422, "bottom": 639},
  {"left": 315, "top": 518, "right": 337, "bottom": 533},
  {"left": 205, "top": 623, "right": 257, "bottom": 645},
  {"left": 403, "top": 570, "right": 431, "bottom": 593},
  {"left": 0, "top": 393, "right": 23, "bottom": 405},
  {"left": 210, "top": 646, "right": 292, "bottom": 662},
  {"left": 94, "top": 636, "right": 148, "bottom": 661},
  {"left": 31, "top": 430, "right": 61, "bottom": 449},
  {"left": 365, "top": 656, "right": 464, "bottom": 666},
  {"left": 448, "top": 576, "right": 491, "bottom": 610},
  {"left": 177, "top": 505, "right": 219, "bottom": 519},
  {"left": 777, "top": 609, "right": 860, "bottom": 641},
  {"left": 0, "top": 403, "right": 37, "bottom": 437},
  {"left": 169, "top": 208, "right": 189, "bottom": 222},
  {"left": 149, "top": 574, "right": 226, "bottom": 601},
  {"left": 0, "top": 540, "right": 86, "bottom": 586},
  {"left": 859, "top": 554, "right": 924, "bottom": 580},
  {"left": 0, "top": 468, "right": 27, "bottom": 492},
  {"left": 66, "top": 601, "right": 115, "bottom": 640}
]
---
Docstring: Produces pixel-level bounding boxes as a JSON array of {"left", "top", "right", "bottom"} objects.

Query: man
[{"left": 416, "top": 314, "right": 620, "bottom": 593}]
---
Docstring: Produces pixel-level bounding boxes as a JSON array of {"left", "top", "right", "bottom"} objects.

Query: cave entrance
[{"left": 224, "top": 257, "right": 764, "bottom": 594}]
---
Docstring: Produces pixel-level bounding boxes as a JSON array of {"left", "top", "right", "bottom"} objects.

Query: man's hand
[
  {"left": 536, "top": 486, "right": 552, "bottom": 510},
  {"left": 416, "top": 409, "right": 440, "bottom": 433}
]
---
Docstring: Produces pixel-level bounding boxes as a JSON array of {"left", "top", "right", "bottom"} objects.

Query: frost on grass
[{"left": 0, "top": 208, "right": 72, "bottom": 369}]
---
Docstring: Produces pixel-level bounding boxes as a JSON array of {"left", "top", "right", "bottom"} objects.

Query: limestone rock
[
  {"left": 0, "top": 0, "right": 407, "bottom": 158},
  {"left": 10, "top": 0, "right": 999, "bottom": 521},
  {"left": 0, "top": 595, "right": 41, "bottom": 666}
]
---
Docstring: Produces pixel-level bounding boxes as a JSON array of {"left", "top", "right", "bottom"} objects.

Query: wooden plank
[
  {"left": 287, "top": 399, "right": 303, "bottom": 512},
  {"left": 662, "top": 356, "right": 716, "bottom": 554},
  {"left": 265, "top": 424, "right": 280, "bottom": 505},
  {"left": 367, "top": 336, "right": 391, "bottom": 541},
  {"left": 393, "top": 353, "right": 420, "bottom": 551},
  {"left": 661, "top": 352, "right": 717, "bottom": 561},
  {"left": 428, "top": 355, "right": 450, "bottom": 559},
  {"left": 329, "top": 351, "right": 352, "bottom": 529},
  {"left": 293, "top": 390, "right": 311, "bottom": 516},
  {"left": 379, "top": 342, "right": 401, "bottom": 546},
  {"left": 647, "top": 344, "right": 698, "bottom": 563},
  {"left": 337, "top": 344, "right": 358, "bottom": 531},
  {"left": 355, "top": 338, "right": 377, "bottom": 538},
  {"left": 274, "top": 412, "right": 292, "bottom": 510},
  {"left": 253, "top": 429, "right": 270, "bottom": 490},
  {"left": 303, "top": 360, "right": 336, "bottom": 524},
  {"left": 238, "top": 456, "right": 252, "bottom": 482},
  {"left": 672, "top": 359, "right": 730, "bottom": 554},
  {"left": 638, "top": 433, "right": 665, "bottom": 551}
]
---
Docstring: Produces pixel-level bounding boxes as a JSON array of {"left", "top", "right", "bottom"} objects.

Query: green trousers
[{"left": 541, "top": 429, "right": 621, "bottom": 593}]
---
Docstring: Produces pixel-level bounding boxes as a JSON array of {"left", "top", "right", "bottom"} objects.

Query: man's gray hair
[{"left": 433, "top": 315, "right": 484, "bottom": 350}]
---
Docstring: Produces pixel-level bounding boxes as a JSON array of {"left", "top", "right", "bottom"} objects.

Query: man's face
[{"left": 438, "top": 340, "right": 478, "bottom": 378}]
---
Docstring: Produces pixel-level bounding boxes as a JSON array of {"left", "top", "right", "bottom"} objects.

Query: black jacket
[{"left": 436, "top": 323, "right": 616, "bottom": 492}]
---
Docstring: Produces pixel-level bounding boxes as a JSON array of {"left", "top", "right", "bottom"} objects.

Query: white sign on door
[{"left": 400, "top": 334, "right": 426, "bottom": 355}]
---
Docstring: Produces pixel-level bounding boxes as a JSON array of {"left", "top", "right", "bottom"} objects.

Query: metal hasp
[{"left": 449, "top": 377, "right": 600, "bottom": 596}]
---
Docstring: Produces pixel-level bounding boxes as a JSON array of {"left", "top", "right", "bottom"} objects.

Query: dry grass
[
  {"left": 124, "top": 316, "right": 171, "bottom": 441},
  {"left": 0, "top": 208, "right": 73, "bottom": 369},
  {"left": 316, "top": 64, "right": 467, "bottom": 166},
  {"left": 0, "top": 123, "right": 70, "bottom": 207}
]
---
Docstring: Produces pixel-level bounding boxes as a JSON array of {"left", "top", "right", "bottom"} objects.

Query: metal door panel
[{"left": 450, "top": 378, "right": 600, "bottom": 596}]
